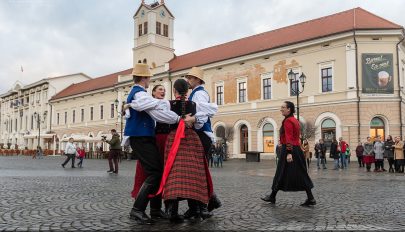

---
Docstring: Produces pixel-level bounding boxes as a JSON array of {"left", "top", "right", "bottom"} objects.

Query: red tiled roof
[
  {"left": 169, "top": 8, "right": 403, "bottom": 72},
  {"left": 51, "top": 68, "right": 132, "bottom": 100}
]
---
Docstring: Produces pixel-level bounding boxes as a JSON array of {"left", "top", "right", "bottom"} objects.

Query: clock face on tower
[{"left": 159, "top": 10, "right": 165, "bottom": 18}]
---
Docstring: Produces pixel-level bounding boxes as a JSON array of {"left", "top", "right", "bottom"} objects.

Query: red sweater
[{"left": 280, "top": 116, "right": 301, "bottom": 146}]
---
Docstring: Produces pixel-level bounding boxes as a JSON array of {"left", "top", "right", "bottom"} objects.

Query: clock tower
[{"left": 133, "top": 0, "right": 175, "bottom": 70}]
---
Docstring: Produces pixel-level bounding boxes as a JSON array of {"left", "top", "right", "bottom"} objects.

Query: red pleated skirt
[
  {"left": 131, "top": 133, "right": 168, "bottom": 198},
  {"left": 162, "top": 128, "right": 210, "bottom": 204}
]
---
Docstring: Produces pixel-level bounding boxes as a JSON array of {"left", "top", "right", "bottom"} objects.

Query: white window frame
[
  {"left": 237, "top": 77, "right": 248, "bottom": 103},
  {"left": 319, "top": 61, "right": 334, "bottom": 94},
  {"left": 214, "top": 81, "right": 225, "bottom": 105},
  {"left": 261, "top": 72, "right": 273, "bottom": 100},
  {"left": 287, "top": 67, "right": 301, "bottom": 97}
]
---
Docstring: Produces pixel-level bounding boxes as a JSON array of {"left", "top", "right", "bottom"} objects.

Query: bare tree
[
  {"left": 215, "top": 125, "right": 234, "bottom": 159},
  {"left": 300, "top": 120, "right": 318, "bottom": 141}
]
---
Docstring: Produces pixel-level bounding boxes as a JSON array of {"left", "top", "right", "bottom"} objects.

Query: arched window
[
  {"left": 321, "top": 119, "right": 336, "bottom": 150},
  {"left": 143, "top": 58, "right": 147, "bottom": 64},
  {"left": 240, "top": 125, "right": 248, "bottom": 153},
  {"left": 262, "top": 123, "right": 274, "bottom": 153},
  {"left": 215, "top": 125, "right": 225, "bottom": 139},
  {"left": 370, "top": 117, "right": 385, "bottom": 141}
]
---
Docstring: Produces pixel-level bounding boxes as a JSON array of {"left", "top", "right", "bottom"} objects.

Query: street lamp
[
  {"left": 288, "top": 69, "right": 306, "bottom": 127},
  {"left": 114, "top": 99, "right": 125, "bottom": 142},
  {"left": 34, "top": 111, "right": 47, "bottom": 149}
]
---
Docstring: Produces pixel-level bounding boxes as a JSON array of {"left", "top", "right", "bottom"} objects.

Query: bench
[{"left": 244, "top": 151, "right": 261, "bottom": 162}]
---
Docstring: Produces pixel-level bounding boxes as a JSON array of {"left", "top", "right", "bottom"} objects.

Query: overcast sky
[{"left": 0, "top": 0, "right": 404, "bottom": 92}]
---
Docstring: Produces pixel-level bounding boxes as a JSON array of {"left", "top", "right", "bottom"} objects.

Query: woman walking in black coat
[{"left": 261, "top": 101, "right": 315, "bottom": 206}]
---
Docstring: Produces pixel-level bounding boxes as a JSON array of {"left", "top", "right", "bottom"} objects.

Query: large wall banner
[{"left": 362, "top": 53, "right": 394, "bottom": 94}]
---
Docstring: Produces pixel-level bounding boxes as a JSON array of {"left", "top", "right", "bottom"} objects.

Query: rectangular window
[
  {"left": 90, "top": 107, "right": 93, "bottom": 121},
  {"left": 64, "top": 112, "right": 67, "bottom": 124},
  {"left": 11, "top": 119, "right": 13, "bottom": 132},
  {"left": 15, "top": 118, "right": 17, "bottom": 131},
  {"left": 163, "top": 24, "right": 168, "bottom": 37},
  {"left": 290, "top": 72, "right": 299, "bottom": 96},
  {"left": 321, "top": 67, "right": 333, "bottom": 92},
  {"left": 111, "top": 104, "right": 115, "bottom": 118},
  {"left": 81, "top": 109, "right": 84, "bottom": 122},
  {"left": 144, "top": 22, "right": 148, "bottom": 34},
  {"left": 25, "top": 115, "right": 28, "bottom": 130},
  {"left": 72, "top": 110, "right": 75, "bottom": 123},
  {"left": 216, "top": 86, "right": 224, "bottom": 105},
  {"left": 57, "top": 113, "right": 60, "bottom": 125},
  {"left": 100, "top": 105, "right": 104, "bottom": 120},
  {"left": 20, "top": 116, "right": 22, "bottom": 130},
  {"left": 238, "top": 82, "right": 247, "bottom": 103},
  {"left": 31, "top": 115, "right": 33, "bottom": 130},
  {"left": 263, "top": 78, "right": 272, "bottom": 100},
  {"left": 156, "top": 22, "right": 161, "bottom": 35},
  {"left": 138, "top": 24, "right": 142, "bottom": 36}
]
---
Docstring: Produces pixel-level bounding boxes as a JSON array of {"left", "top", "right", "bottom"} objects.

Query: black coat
[{"left": 330, "top": 142, "right": 339, "bottom": 159}]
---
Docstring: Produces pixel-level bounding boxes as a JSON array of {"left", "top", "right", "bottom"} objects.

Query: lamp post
[
  {"left": 114, "top": 99, "right": 125, "bottom": 142},
  {"left": 33, "top": 111, "right": 47, "bottom": 149},
  {"left": 288, "top": 69, "right": 306, "bottom": 127}
]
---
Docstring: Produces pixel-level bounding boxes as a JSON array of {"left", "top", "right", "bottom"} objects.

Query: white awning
[{"left": 23, "top": 134, "right": 55, "bottom": 139}]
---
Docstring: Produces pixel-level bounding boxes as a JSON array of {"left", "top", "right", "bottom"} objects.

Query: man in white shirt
[
  {"left": 61, "top": 138, "right": 77, "bottom": 168},
  {"left": 185, "top": 66, "right": 222, "bottom": 218}
]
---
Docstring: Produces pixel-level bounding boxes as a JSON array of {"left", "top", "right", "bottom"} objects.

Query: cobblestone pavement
[{"left": 1, "top": 156, "right": 405, "bottom": 231}]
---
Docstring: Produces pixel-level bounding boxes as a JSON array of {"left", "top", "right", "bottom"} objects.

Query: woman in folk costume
[
  {"left": 185, "top": 67, "right": 221, "bottom": 218},
  {"left": 130, "top": 84, "right": 169, "bottom": 219},
  {"left": 150, "top": 79, "right": 211, "bottom": 223},
  {"left": 261, "top": 101, "right": 316, "bottom": 206}
]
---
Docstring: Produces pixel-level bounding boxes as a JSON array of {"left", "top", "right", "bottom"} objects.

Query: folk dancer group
[{"left": 124, "top": 64, "right": 221, "bottom": 225}]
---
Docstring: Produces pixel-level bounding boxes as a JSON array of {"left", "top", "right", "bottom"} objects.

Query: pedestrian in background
[
  {"left": 394, "top": 137, "right": 404, "bottom": 173},
  {"left": 373, "top": 135, "right": 385, "bottom": 172},
  {"left": 301, "top": 139, "right": 310, "bottom": 170},
  {"left": 315, "top": 139, "right": 327, "bottom": 169},
  {"left": 330, "top": 138, "right": 340, "bottom": 170},
  {"left": 338, "top": 137, "right": 348, "bottom": 169},
  {"left": 61, "top": 138, "right": 77, "bottom": 168},
  {"left": 384, "top": 135, "right": 395, "bottom": 172},
  {"left": 104, "top": 129, "right": 121, "bottom": 174},
  {"left": 363, "top": 137, "right": 375, "bottom": 172},
  {"left": 76, "top": 146, "right": 85, "bottom": 168},
  {"left": 355, "top": 142, "right": 365, "bottom": 168},
  {"left": 36, "top": 146, "right": 44, "bottom": 159}
]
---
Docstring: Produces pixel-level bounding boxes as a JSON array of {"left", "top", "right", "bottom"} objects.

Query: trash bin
[{"left": 245, "top": 151, "right": 261, "bottom": 162}]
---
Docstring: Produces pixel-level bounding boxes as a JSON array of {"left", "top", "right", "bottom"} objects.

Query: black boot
[
  {"left": 261, "top": 190, "right": 277, "bottom": 204},
  {"left": 150, "top": 196, "right": 166, "bottom": 219},
  {"left": 130, "top": 183, "right": 154, "bottom": 224},
  {"left": 207, "top": 193, "right": 222, "bottom": 212},
  {"left": 183, "top": 200, "right": 200, "bottom": 219},
  {"left": 300, "top": 198, "right": 316, "bottom": 207},
  {"left": 129, "top": 208, "right": 154, "bottom": 225},
  {"left": 167, "top": 200, "right": 184, "bottom": 223},
  {"left": 199, "top": 202, "right": 213, "bottom": 220},
  {"left": 261, "top": 195, "right": 276, "bottom": 204}
]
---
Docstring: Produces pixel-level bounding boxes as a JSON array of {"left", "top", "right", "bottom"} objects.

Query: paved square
[{"left": 0, "top": 156, "right": 404, "bottom": 231}]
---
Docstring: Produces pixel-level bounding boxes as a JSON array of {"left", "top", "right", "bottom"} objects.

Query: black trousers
[
  {"left": 62, "top": 154, "right": 76, "bottom": 167},
  {"left": 388, "top": 158, "right": 395, "bottom": 171},
  {"left": 130, "top": 136, "right": 163, "bottom": 211}
]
